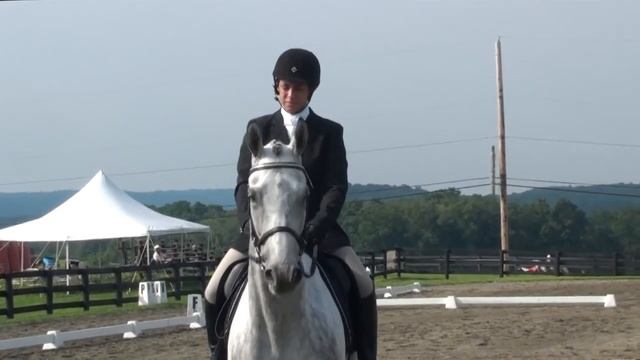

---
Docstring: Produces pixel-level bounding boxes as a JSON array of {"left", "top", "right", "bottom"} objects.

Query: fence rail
[
  {"left": 3, "top": 250, "right": 640, "bottom": 319},
  {"left": 359, "top": 248, "right": 640, "bottom": 280},
  {"left": 0, "top": 261, "right": 216, "bottom": 319}
]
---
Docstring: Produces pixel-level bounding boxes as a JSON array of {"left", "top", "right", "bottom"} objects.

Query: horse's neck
[
  {"left": 232, "top": 255, "right": 346, "bottom": 359},
  {"left": 247, "top": 257, "right": 306, "bottom": 323},
  {"left": 245, "top": 256, "right": 316, "bottom": 348}
]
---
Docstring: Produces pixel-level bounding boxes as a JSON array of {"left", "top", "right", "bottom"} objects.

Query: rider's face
[{"left": 276, "top": 80, "right": 310, "bottom": 114}]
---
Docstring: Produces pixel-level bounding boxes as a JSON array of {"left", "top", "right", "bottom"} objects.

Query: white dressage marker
[{"left": 378, "top": 294, "right": 617, "bottom": 309}]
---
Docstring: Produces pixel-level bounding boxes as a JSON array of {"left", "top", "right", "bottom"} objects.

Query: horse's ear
[
  {"left": 291, "top": 121, "right": 308, "bottom": 155},
  {"left": 246, "top": 123, "right": 263, "bottom": 157}
]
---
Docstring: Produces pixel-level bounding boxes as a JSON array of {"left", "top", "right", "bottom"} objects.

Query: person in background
[{"left": 152, "top": 244, "right": 165, "bottom": 264}]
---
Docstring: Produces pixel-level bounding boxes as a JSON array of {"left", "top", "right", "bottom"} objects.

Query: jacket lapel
[{"left": 301, "top": 109, "right": 323, "bottom": 168}]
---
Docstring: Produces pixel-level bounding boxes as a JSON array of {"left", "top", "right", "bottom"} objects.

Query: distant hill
[
  {"left": 509, "top": 183, "right": 640, "bottom": 213},
  {"left": 0, "top": 184, "right": 424, "bottom": 227},
  {"left": 3, "top": 183, "right": 639, "bottom": 228},
  {"left": 347, "top": 183, "right": 426, "bottom": 201},
  {"left": 0, "top": 189, "right": 235, "bottom": 222}
]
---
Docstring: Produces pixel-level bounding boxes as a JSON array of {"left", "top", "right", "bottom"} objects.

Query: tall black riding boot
[
  {"left": 354, "top": 291, "right": 378, "bottom": 360},
  {"left": 205, "top": 299, "right": 224, "bottom": 360}
]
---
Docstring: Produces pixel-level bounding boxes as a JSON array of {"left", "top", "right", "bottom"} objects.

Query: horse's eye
[{"left": 248, "top": 190, "right": 256, "bottom": 201}]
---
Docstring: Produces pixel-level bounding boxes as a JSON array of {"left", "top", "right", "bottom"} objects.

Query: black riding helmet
[{"left": 273, "top": 48, "right": 321, "bottom": 100}]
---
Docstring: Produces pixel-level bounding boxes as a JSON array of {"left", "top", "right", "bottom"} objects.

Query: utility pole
[
  {"left": 496, "top": 37, "right": 510, "bottom": 267},
  {"left": 491, "top": 145, "right": 496, "bottom": 196}
]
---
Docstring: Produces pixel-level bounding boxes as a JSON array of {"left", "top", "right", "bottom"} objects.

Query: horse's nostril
[{"left": 265, "top": 269, "right": 274, "bottom": 281}]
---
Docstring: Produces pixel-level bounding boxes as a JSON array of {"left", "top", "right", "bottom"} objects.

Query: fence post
[
  {"left": 5, "top": 273, "right": 14, "bottom": 319},
  {"left": 443, "top": 249, "right": 450, "bottom": 279},
  {"left": 173, "top": 263, "right": 181, "bottom": 300},
  {"left": 382, "top": 249, "right": 388, "bottom": 279},
  {"left": 145, "top": 265, "right": 153, "bottom": 282},
  {"left": 395, "top": 247, "right": 402, "bottom": 278},
  {"left": 114, "top": 268, "right": 123, "bottom": 307},
  {"left": 46, "top": 270, "right": 54, "bottom": 314},
  {"left": 81, "top": 269, "right": 90, "bottom": 311},
  {"left": 368, "top": 252, "right": 375, "bottom": 277},
  {"left": 499, "top": 250, "right": 505, "bottom": 278},
  {"left": 554, "top": 251, "right": 562, "bottom": 277},
  {"left": 612, "top": 252, "right": 619, "bottom": 276},
  {"left": 199, "top": 262, "right": 207, "bottom": 295}
]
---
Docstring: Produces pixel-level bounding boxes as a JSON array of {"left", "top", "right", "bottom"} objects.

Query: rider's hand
[
  {"left": 240, "top": 219, "right": 250, "bottom": 234},
  {"left": 302, "top": 221, "right": 320, "bottom": 243}
]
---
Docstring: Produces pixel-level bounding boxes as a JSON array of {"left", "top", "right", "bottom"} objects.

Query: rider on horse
[{"left": 204, "top": 48, "right": 378, "bottom": 360}]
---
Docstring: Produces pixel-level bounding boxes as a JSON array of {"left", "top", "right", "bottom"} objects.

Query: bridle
[{"left": 248, "top": 161, "right": 317, "bottom": 278}]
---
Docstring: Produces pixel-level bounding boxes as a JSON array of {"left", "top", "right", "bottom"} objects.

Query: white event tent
[{"left": 0, "top": 170, "right": 211, "bottom": 270}]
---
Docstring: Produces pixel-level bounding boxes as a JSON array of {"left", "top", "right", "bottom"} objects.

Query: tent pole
[
  {"left": 206, "top": 232, "right": 211, "bottom": 261},
  {"left": 146, "top": 233, "right": 151, "bottom": 265},
  {"left": 20, "top": 242, "right": 24, "bottom": 286},
  {"left": 181, "top": 232, "right": 185, "bottom": 262}
]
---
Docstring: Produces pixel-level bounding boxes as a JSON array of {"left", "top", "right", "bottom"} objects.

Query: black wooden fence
[
  {"left": 3, "top": 250, "right": 640, "bottom": 319},
  {"left": 360, "top": 248, "right": 640, "bottom": 279},
  {"left": 0, "top": 261, "right": 216, "bottom": 319}
]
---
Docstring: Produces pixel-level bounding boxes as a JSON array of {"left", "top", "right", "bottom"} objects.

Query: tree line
[{"left": 153, "top": 190, "right": 640, "bottom": 256}]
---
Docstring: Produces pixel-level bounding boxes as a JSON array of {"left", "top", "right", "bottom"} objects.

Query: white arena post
[
  {"left": 377, "top": 294, "right": 617, "bottom": 308},
  {"left": 153, "top": 281, "right": 168, "bottom": 304},
  {"left": 0, "top": 293, "right": 207, "bottom": 352},
  {"left": 375, "top": 282, "right": 422, "bottom": 298},
  {"left": 138, "top": 281, "right": 156, "bottom": 306},
  {"left": 186, "top": 294, "right": 206, "bottom": 329}
]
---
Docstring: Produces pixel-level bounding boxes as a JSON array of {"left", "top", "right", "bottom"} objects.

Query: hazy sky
[{"left": 1, "top": 0, "right": 638, "bottom": 195}]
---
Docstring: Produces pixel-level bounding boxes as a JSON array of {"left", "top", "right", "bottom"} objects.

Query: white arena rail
[
  {"left": 0, "top": 293, "right": 617, "bottom": 352},
  {"left": 375, "top": 282, "right": 421, "bottom": 298},
  {"left": 378, "top": 294, "right": 617, "bottom": 309},
  {"left": 0, "top": 294, "right": 206, "bottom": 352}
]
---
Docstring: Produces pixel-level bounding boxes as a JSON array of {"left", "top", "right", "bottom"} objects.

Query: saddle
[{"left": 213, "top": 254, "right": 356, "bottom": 360}]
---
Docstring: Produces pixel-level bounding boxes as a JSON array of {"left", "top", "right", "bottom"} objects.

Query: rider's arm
[
  {"left": 234, "top": 124, "right": 253, "bottom": 234},
  {"left": 305, "top": 123, "right": 348, "bottom": 239}
]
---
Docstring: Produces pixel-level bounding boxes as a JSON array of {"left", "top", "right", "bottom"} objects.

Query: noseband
[{"left": 248, "top": 161, "right": 317, "bottom": 278}]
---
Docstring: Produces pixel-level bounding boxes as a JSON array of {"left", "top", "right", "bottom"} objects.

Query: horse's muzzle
[{"left": 265, "top": 264, "right": 302, "bottom": 293}]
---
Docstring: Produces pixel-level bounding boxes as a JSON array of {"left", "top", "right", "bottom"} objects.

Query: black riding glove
[{"left": 302, "top": 220, "right": 322, "bottom": 244}]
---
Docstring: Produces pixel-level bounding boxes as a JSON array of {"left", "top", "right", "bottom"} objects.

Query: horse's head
[{"left": 246, "top": 121, "right": 310, "bottom": 295}]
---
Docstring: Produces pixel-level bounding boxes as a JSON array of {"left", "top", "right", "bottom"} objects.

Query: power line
[
  {"left": 200, "top": 182, "right": 493, "bottom": 220},
  {"left": 507, "top": 177, "right": 596, "bottom": 186},
  {"left": 348, "top": 177, "right": 489, "bottom": 195},
  {"left": 0, "top": 162, "right": 236, "bottom": 187},
  {"left": 110, "top": 163, "right": 236, "bottom": 177},
  {"left": 507, "top": 184, "right": 640, "bottom": 199},
  {"left": 508, "top": 136, "right": 640, "bottom": 149},
  {"left": 508, "top": 177, "right": 640, "bottom": 191},
  {"left": 0, "top": 137, "right": 494, "bottom": 187},
  {"left": 364, "top": 183, "right": 490, "bottom": 202},
  {"left": 4, "top": 132, "right": 640, "bottom": 188},
  {"left": 213, "top": 177, "right": 490, "bottom": 209},
  {"left": 350, "top": 137, "right": 493, "bottom": 154}
]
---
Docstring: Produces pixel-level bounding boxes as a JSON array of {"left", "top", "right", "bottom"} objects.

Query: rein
[{"left": 248, "top": 161, "right": 317, "bottom": 278}]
